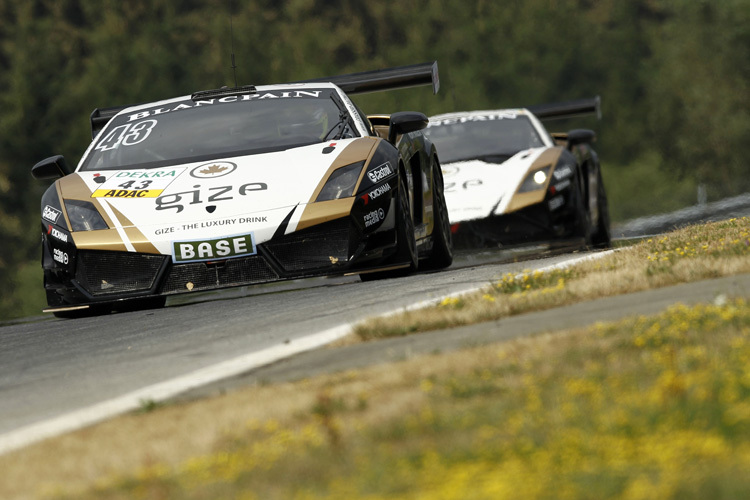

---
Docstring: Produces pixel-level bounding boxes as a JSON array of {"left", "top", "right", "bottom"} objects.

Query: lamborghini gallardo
[
  {"left": 423, "top": 97, "right": 610, "bottom": 250},
  {"left": 32, "top": 62, "right": 453, "bottom": 317}
]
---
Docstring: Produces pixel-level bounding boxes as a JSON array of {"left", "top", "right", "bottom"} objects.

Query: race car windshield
[
  {"left": 79, "top": 91, "right": 356, "bottom": 171},
  {"left": 424, "top": 114, "right": 545, "bottom": 164}
]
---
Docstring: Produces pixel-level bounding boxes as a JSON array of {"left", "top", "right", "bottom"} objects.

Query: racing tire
[
  {"left": 590, "top": 170, "right": 612, "bottom": 248},
  {"left": 360, "top": 173, "right": 417, "bottom": 281},
  {"left": 421, "top": 160, "right": 453, "bottom": 270},
  {"left": 574, "top": 173, "right": 593, "bottom": 249}
]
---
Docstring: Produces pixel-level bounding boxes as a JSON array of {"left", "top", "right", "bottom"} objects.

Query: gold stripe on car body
[
  {"left": 110, "top": 205, "right": 161, "bottom": 255},
  {"left": 305, "top": 137, "right": 378, "bottom": 203},
  {"left": 55, "top": 182, "right": 72, "bottom": 230},
  {"left": 72, "top": 229, "right": 128, "bottom": 252},
  {"left": 505, "top": 147, "right": 564, "bottom": 213},
  {"left": 57, "top": 173, "right": 116, "bottom": 228},
  {"left": 295, "top": 198, "right": 355, "bottom": 232},
  {"left": 59, "top": 174, "right": 160, "bottom": 253},
  {"left": 296, "top": 138, "right": 378, "bottom": 232}
]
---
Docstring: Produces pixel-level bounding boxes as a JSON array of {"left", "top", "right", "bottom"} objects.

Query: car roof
[
  {"left": 428, "top": 108, "right": 532, "bottom": 122},
  {"left": 118, "top": 82, "right": 342, "bottom": 116}
]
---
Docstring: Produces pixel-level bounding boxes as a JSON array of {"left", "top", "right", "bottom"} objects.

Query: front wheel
[
  {"left": 590, "top": 170, "right": 611, "bottom": 248},
  {"left": 421, "top": 160, "right": 453, "bottom": 270},
  {"left": 573, "top": 172, "right": 593, "bottom": 249}
]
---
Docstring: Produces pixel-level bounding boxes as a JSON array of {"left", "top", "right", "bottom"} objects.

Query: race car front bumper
[
  {"left": 450, "top": 192, "right": 580, "bottom": 249},
  {"left": 44, "top": 215, "right": 397, "bottom": 308}
]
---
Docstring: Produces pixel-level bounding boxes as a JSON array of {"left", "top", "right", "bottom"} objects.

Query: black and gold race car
[{"left": 32, "top": 62, "right": 453, "bottom": 317}]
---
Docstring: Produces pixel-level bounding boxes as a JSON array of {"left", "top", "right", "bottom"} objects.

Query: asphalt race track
[{"left": 0, "top": 248, "right": 594, "bottom": 450}]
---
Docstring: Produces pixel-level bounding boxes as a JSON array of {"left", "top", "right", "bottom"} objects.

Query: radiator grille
[
  {"left": 76, "top": 251, "right": 166, "bottom": 296},
  {"left": 161, "top": 255, "right": 279, "bottom": 294},
  {"left": 262, "top": 218, "right": 351, "bottom": 273}
]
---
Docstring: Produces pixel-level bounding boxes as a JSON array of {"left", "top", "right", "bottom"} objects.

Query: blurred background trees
[{"left": 0, "top": 0, "right": 748, "bottom": 319}]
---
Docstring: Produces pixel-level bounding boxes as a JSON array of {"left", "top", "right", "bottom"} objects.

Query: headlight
[
  {"left": 65, "top": 200, "right": 108, "bottom": 231},
  {"left": 518, "top": 166, "right": 551, "bottom": 193},
  {"left": 316, "top": 161, "right": 365, "bottom": 201}
]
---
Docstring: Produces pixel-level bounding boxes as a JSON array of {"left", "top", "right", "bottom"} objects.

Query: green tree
[
  {"left": 645, "top": 0, "right": 750, "bottom": 198},
  {"left": 1, "top": 0, "right": 749, "bottom": 319}
]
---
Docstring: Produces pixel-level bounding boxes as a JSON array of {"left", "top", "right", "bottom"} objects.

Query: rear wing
[
  {"left": 526, "top": 96, "right": 601, "bottom": 121},
  {"left": 292, "top": 61, "right": 440, "bottom": 95},
  {"left": 90, "top": 105, "right": 131, "bottom": 139}
]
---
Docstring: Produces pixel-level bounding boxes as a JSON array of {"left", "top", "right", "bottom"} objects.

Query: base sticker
[{"left": 172, "top": 232, "right": 256, "bottom": 263}]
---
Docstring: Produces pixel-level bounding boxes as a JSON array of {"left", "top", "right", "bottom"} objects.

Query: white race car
[
  {"left": 32, "top": 62, "right": 453, "bottom": 317},
  {"left": 424, "top": 98, "right": 610, "bottom": 250}
]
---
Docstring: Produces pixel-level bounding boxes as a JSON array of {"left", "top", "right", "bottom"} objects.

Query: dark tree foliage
[{"left": 0, "top": 0, "right": 748, "bottom": 318}]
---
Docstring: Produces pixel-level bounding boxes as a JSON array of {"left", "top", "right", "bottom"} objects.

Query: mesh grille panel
[
  {"left": 262, "top": 218, "right": 350, "bottom": 273},
  {"left": 76, "top": 251, "right": 166, "bottom": 296},
  {"left": 161, "top": 255, "right": 279, "bottom": 294}
]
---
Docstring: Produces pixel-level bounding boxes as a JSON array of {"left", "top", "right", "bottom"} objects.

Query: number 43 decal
[
  {"left": 95, "top": 120, "right": 157, "bottom": 152},
  {"left": 118, "top": 180, "right": 153, "bottom": 190}
]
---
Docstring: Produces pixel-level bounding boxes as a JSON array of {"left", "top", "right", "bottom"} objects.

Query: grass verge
[
  {"left": 355, "top": 217, "right": 750, "bottom": 339},
  {"left": 2, "top": 218, "right": 750, "bottom": 499}
]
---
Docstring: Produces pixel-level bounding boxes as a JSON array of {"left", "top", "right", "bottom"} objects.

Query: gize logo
[
  {"left": 367, "top": 162, "right": 393, "bottom": 183},
  {"left": 156, "top": 183, "right": 268, "bottom": 213},
  {"left": 172, "top": 232, "right": 256, "bottom": 263}
]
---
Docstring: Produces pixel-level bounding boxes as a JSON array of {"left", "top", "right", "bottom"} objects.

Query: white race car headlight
[
  {"left": 518, "top": 166, "right": 551, "bottom": 193},
  {"left": 65, "top": 200, "right": 108, "bottom": 231},
  {"left": 316, "top": 161, "right": 365, "bottom": 201}
]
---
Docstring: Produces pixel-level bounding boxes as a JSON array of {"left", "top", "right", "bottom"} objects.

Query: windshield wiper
[
  {"left": 324, "top": 95, "right": 355, "bottom": 141},
  {"left": 324, "top": 111, "right": 350, "bottom": 141}
]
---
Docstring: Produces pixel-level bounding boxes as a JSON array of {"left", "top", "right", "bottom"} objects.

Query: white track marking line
[
  {"left": 0, "top": 325, "right": 351, "bottom": 455},
  {"left": 0, "top": 249, "right": 615, "bottom": 455}
]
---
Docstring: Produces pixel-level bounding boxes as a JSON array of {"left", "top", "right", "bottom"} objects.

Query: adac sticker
[
  {"left": 171, "top": 232, "right": 256, "bottom": 263},
  {"left": 91, "top": 168, "right": 186, "bottom": 198}
]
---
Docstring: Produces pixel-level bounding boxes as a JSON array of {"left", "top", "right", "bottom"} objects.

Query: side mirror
[
  {"left": 31, "top": 155, "right": 71, "bottom": 180},
  {"left": 566, "top": 129, "right": 596, "bottom": 148},
  {"left": 388, "top": 111, "right": 428, "bottom": 144}
]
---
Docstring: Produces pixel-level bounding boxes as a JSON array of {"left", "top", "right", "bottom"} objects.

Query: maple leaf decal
[{"left": 199, "top": 164, "right": 228, "bottom": 175}]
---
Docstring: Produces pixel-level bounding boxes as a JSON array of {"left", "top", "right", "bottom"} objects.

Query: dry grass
[
  {"left": 2, "top": 218, "right": 750, "bottom": 499},
  {"left": 355, "top": 218, "right": 750, "bottom": 339}
]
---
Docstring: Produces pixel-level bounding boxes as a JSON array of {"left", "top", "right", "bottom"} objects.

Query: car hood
[
  {"left": 59, "top": 138, "right": 374, "bottom": 255},
  {"left": 441, "top": 147, "right": 559, "bottom": 222}
]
